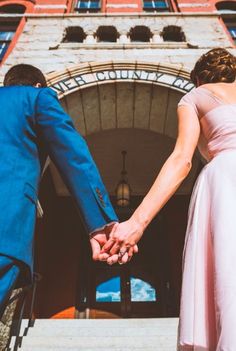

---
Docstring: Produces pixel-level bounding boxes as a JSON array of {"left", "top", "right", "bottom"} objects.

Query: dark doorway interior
[
  {"left": 76, "top": 198, "right": 170, "bottom": 319},
  {"left": 32, "top": 170, "right": 189, "bottom": 319}
]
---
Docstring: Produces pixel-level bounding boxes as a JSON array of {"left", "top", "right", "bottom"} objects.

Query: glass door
[
  {"left": 76, "top": 197, "right": 172, "bottom": 318},
  {"left": 87, "top": 212, "right": 169, "bottom": 318}
]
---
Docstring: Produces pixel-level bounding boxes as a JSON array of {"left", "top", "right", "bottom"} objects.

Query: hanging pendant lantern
[{"left": 116, "top": 151, "right": 131, "bottom": 207}]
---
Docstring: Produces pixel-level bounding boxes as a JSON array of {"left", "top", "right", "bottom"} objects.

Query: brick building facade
[
  {"left": 0, "top": 0, "right": 236, "bottom": 319},
  {"left": 0, "top": 0, "right": 235, "bottom": 70}
]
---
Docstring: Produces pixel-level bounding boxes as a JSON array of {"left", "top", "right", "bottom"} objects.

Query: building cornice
[{"left": 0, "top": 11, "right": 228, "bottom": 19}]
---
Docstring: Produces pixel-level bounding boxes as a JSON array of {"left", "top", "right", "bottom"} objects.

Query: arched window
[
  {"left": 216, "top": 1, "right": 236, "bottom": 11},
  {"left": 96, "top": 26, "right": 119, "bottom": 43},
  {"left": 130, "top": 277, "right": 157, "bottom": 302},
  {"left": 95, "top": 276, "right": 157, "bottom": 302},
  {"left": 162, "top": 25, "right": 186, "bottom": 42},
  {"left": 0, "top": 4, "right": 26, "bottom": 13},
  {"left": 96, "top": 276, "right": 121, "bottom": 302},
  {"left": 129, "top": 26, "right": 152, "bottom": 42},
  {"left": 216, "top": 2, "right": 236, "bottom": 45},
  {"left": 63, "top": 27, "right": 86, "bottom": 43},
  {"left": 0, "top": 4, "right": 25, "bottom": 63},
  {"left": 143, "top": 0, "right": 170, "bottom": 12}
]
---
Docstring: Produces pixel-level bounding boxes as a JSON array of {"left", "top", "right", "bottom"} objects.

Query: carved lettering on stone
[{"left": 51, "top": 69, "right": 194, "bottom": 94}]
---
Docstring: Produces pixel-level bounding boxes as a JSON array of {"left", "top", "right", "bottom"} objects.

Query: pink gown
[{"left": 177, "top": 86, "right": 236, "bottom": 351}]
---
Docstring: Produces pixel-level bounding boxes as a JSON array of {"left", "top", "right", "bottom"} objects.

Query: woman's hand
[{"left": 101, "top": 219, "right": 144, "bottom": 265}]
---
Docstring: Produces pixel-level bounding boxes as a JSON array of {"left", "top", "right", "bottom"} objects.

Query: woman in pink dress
[{"left": 103, "top": 48, "right": 236, "bottom": 350}]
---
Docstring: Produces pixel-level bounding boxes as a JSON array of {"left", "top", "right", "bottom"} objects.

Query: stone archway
[
  {"left": 46, "top": 61, "right": 199, "bottom": 196},
  {"left": 46, "top": 60, "right": 193, "bottom": 142},
  {"left": 47, "top": 61, "right": 193, "bottom": 100}
]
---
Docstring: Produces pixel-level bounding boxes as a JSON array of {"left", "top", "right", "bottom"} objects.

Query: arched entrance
[{"left": 34, "top": 62, "right": 201, "bottom": 319}]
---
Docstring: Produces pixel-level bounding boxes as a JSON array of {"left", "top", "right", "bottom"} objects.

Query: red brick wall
[
  {"left": 33, "top": 0, "right": 72, "bottom": 14},
  {"left": 0, "top": 0, "right": 32, "bottom": 64},
  {"left": 177, "top": 0, "right": 216, "bottom": 12},
  {"left": 0, "top": 0, "right": 72, "bottom": 14},
  {"left": 0, "top": 0, "right": 73, "bottom": 64},
  {"left": 28, "top": 0, "right": 224, "bottom": 14},
  {"left": 102, "top": 0, "right": 179, "bottom": 13},
  {"left": 0, "top": 0, "right": 225, "bottom": 15},
  {"left": 102, "top": 0, "right": 142, "bottom": 14}
]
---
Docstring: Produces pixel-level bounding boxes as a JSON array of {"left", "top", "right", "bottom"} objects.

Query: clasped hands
[{"left": 90, "top": 221, "right": 143, "bottom": 265}]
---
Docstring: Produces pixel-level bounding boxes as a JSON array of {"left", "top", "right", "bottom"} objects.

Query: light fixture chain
[{"left": 122, "top": 150, "right": 127, "bottom": 175}]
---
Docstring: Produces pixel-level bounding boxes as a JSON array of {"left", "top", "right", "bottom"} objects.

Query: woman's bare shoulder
[
  {"left": 199, "top": 82, "right": 236, "bottom": 92},
  {"left": 198, "top": 82, "right": 236, "bottom": 103}
]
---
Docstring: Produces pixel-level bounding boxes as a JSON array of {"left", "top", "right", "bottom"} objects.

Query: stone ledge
[
  {"left": 57, "top": 42, "right": 191, "bottom": 50},
  {"left": 0, "top": 12, "right": 223, "bottom": 19}
]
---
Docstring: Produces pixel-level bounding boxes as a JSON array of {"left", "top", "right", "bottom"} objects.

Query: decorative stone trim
[
  {"left": 34, "top": 4, "right": 68, "bottom": 9},
  {"left": 179, "top": 3, "right": 210, "bottom": 8},
  {"left": 106, "top": 4, "right": 138, "bottom": 8},
  {"left": 56, "top": 42, "right": 190, "bottom": 49},
  {"left": 46, "top": 61, "right": 193, "bottom": 98},
  {"left": 0, "top": 12, "right": 225, "bottom": 19}
]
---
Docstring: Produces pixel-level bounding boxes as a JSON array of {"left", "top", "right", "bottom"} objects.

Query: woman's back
[
  {"left": 179, "top": 82, "right": 236, "bottom": 161},
  {"left": 202, "top": 82, "right": 236, "bottom": 104}
]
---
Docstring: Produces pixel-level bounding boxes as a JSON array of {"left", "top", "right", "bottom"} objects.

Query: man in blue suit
[{"left": 0, "top": 64, "right": 119, "bottom": 319}]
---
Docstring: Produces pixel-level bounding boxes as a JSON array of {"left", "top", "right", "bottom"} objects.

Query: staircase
[{"left": 12, "top": 318, "right": 179, "bottom": 351}]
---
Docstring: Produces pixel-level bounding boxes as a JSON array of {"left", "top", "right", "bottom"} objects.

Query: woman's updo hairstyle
[{"left": 190, "top": 48, "right": 236, "bottom": 86}]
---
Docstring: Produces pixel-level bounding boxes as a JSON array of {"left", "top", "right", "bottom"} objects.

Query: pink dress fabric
[{"left": 177, "top": 86, "right": 236, "bottom": 351}]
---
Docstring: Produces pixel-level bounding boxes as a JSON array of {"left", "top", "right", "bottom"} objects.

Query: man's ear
[{"left": 34, "top": 83, "right": 42, "bottom": 88}]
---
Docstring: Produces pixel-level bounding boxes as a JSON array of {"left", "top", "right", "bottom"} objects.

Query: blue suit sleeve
[{"left": 35, "top": 87, "right": 118, "bottom": 234}]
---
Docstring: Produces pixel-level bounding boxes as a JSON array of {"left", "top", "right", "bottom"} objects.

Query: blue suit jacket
[{"left": 0, "top": 86, "right": 118, "bottom": 282}]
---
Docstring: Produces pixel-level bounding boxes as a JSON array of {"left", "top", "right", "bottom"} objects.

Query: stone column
[
  {"left": 118, "top": 30, "right": 130, "bottom": 44},
  {"left": 152, "top": 31, "right": 163, "bottom": 43},
  {"left": 85, "top": 31, "right": 96, "bottom": 44}
]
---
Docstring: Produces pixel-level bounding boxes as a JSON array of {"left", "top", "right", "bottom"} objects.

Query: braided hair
[{"left": 191, "top": 48, "right": 236, "bottom": 86}]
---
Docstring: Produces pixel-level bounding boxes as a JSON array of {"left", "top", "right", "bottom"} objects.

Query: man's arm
[{"left": 35, "top": 88, "right": 118, "bottom": 236}]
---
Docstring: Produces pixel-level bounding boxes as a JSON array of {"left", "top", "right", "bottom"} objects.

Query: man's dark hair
[{"left": 3, "top": 64, "right": 47, "bottom": 87}]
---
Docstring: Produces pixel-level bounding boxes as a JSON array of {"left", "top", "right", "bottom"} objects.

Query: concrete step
[
  {"left": 21, "top": 350, "right": 174, "bottom": 351},
  {"left": 18, "top": 318, "right": 179, "bottom": 351},
  {"left": 27, "top": 318, "right": 178, "bottom": 337},
  {"left": 20, "top": 349, "right": 175, "bottom": 351},
  {"left": 21, "top": 348, "right": 175, "bottom": 351},
  {"left": 20, "top": 336, "right": 177, "bottom": 350},
  {"left": 26, "top": 318, "right": 178, "bottom": 327}
]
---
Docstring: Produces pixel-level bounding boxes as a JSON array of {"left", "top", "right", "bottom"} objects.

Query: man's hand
[
  {"left": 90, "top": 223, "right": 119, "bottom": 261},
  {"left": 90, "top": 221, "right": 141, "bottom": 265},
  {"left": 101, "top": 219, "right": 142, "bottom": 265},
  {"left": 90, "top": 232, "right": 110, "bottom": 261}
]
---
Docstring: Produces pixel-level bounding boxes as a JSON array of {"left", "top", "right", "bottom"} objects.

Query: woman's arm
[{"left": 103, "top": 105, "right": 201, "bottom": 262}]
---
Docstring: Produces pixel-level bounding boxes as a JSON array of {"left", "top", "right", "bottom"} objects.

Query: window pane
[
  {"left": 90, "top": 1, "right": 100, "bottom": 8},
  {"left": 143, "top": 2, "right": 153, "bottom": 8},
  {"left": 78, "top": 2, "right": 89, "bottom": 9},
  {"left": 143, "top": 1, "right": 168, "bottom": 9},
  {"left": 130, "top": 277, "right": 156, "bottom": 302},
  {"left": 0, "top": 42, "right": 9, "bottom": 60},
  {"left": 0, "top": 31, "right": 15, "bottom": 41},
  {"left": 75, "top": 0, "right": 100, "bottom": 9},
  {"left": 96, "top": 276, "right": 121, "bottom": 302},
  {"left": 229, "top": 27, "right": 236, "bottom": 38}
]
